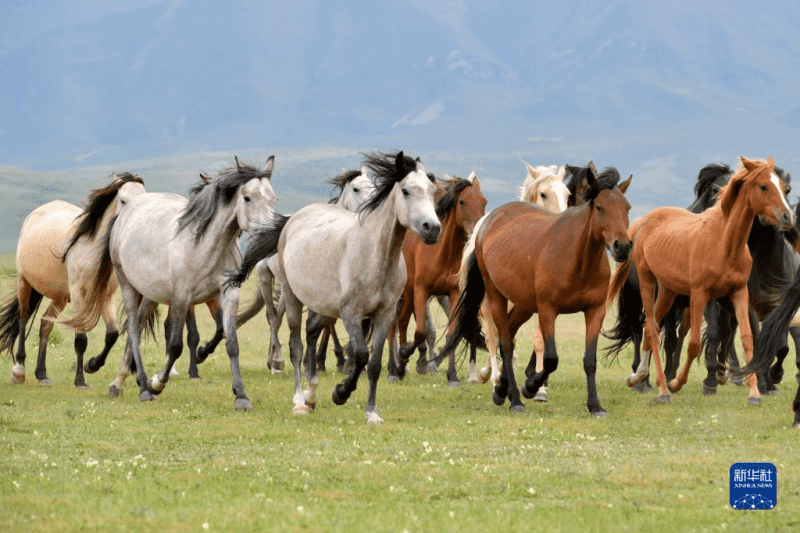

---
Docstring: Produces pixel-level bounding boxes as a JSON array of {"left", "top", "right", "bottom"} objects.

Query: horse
[
  {"left": 0, "top": 174, "right": 146, "bottom": 388},
  {"left": 65, "top": 157, "right": 277, "bottom": 410},
  {"left": 604, "top": 163, "right": 735, "bottom": 391},
  {"left": 441, "top": 167, "right": 632, "bottom": 414},
  {"left": 388, "top": 171, "right": 487, "bottom": 386},
  {"left": 229, "top": 151, "right": 440, "bottom": 424},
  {"left": 235, "top": 166, "right": 376, "bottom": 374},
  {"left": 607, "top": 157, "right": 794, "bottom": 405},
  {"left": 477, "top": 162, "right": 572, "bottom": 394}
]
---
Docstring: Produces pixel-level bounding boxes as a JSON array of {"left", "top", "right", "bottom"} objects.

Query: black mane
[
  {"left": 358, "top": 151, "right": 430, "bottom": 216},
  {"left": 328, "top": 169, "right": 364, "bottom": 205},
  {"left": 61, "top": 172, "right": 144, "bottom": 261},
  {"left": 435, "top": 178, "right": 473, "bottom": 220},
  {"left": 582, "top": 167, "right": 621, "bottom": 203},
  {"left": 689, "top": 163, "right": 732, "bottom": 213},
  {"left": 565, "top": 164, "right": 592, "bottom": 206},
  {"left": 177, "top": 160, "right": 272, "bottom": 244}
]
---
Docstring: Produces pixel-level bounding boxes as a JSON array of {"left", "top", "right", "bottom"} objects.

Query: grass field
[{"left": 1, "top": 252, "right": 798, "bottom": 532}]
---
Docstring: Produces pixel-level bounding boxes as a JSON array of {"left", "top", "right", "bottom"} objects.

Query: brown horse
[
  {"left": 389, "top": 172, "right": 487, "bottom": 385},
  {"left": 607, "top": 157, "right": 794, "bottom": 405},
  {"left": 441, "top": 167, "right": 632, "bottom": 414}
]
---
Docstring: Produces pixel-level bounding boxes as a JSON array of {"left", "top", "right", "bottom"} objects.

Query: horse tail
[
  {"left": 603, "top": 271, "right": 644, "bottom": 361},
  {"left": 61, "top": 215, "right": 117, "bottom": 332},
  {"left": 436, "top": 250, "right": 486, "bottom": 361},
  {"left": 227, "top": 213, "right": 290, "bottom": 288},
  {"left": 0, "top": 289, "right": 44, "bottom": 359},
  {"left": 236, "top": 287, "right": 266, "bottom": 326},
  {"left": 738, "top": 264, "right": 800, "bottom": 377},
  {"left": 606, "top": 253, "right": 632, "bottom": 308}
]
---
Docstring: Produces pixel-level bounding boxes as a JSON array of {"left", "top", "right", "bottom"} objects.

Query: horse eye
[
  {"left": 244, "top": 195, "right": 252, "bottom": 203},
  {"left": 787, "top": 186, "right": 792, "bottom": 195},
  {"left": 759, "top": 184, "right": 768, "bottom": 192},
  {"left": 596, "top": 206, "right": 605, "bottom": 213},
  {"left": 540, "top": 193, "right": 547, "bottom": 199},
  {"left": 459, "top": 200, "right": 465, "bottom": 205},
  {"left": 353, "top": 187, "right": 360, "bottom": 193},
  {"left": 402, "top": 188, "right": 409, "bottom": 197}
]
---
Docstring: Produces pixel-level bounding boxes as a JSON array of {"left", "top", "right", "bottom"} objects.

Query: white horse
[
  {"left": 230, "top": 151, "right": 440, "bottom": 424},
  {"left": 473, "top": 162, "right": 570, "bottom": 394},
  {"left": 236, "top": 166, "right": 376, "bottom": 373},
  {"left": 66, "top": 157, "right": 277, "bottom": 410},
  {"left": 0, "top": 174, "right": 146, "bottom": 387}
]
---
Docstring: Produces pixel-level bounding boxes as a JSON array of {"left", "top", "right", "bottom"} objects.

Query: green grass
[{"left": 1, "top": 257, "right": 799, "bottom": 532}]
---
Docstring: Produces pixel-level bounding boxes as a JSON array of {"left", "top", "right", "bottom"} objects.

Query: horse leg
[
  {"left": 424, "top": 296, "right": 439, "bottom": 374},
  {"left": 702, "top": 302, "right": 722, "bottom": 395},
  {"left": 364, "top": 307, "right": 395, "bottom": 425},
  {"left": 724, "top": 287, "right": 759, "bottom": 406},
  {"left": 108, "top": 335, "right": 133, "bottom": 399},
  {"left": 119, "top": 280, "right": 157, "bottom": 402},
  {"left": 148, "top": 299, "right": 186, "bottom": 395},
  {"left": 520, "top": 306, "right": 553, "bottom": 406},
  {"left": 11, "top": 279, "right": 37, "bottom": 384},
  {"left": 186, "top": 306, "right": 202, "bottom": 380},
  {"left": 478, "top": 299, "right": 501, "bottom": 386},
  {"left": 258, "top": 259, "right": 283, "bottom": 373},
  {"left": 639, "top": 276, "right": 675, "bottom": 401},
  {"left": 329, "top": 322, "right": 346, "bottom": 374},
  {"left": 662, "top": 305, "right": 681, "bottom": 384},
  {"left": 163, "top": 307, "right": 181, "bottom": 378},
  {"left": 768, "top": 324, "right": 797, "bottom": 386},
  {"left": 197, "top": 300, "right": 224, "bottom": 365},
  {"left": 332, "top": 312, "right": 370, "bottom": 409},
  {"left": 394, "top": 287, "right": 418, "bottom": 378},
  {"left": 33, "top": 299, "right": 65, "bottom": 386},
  {"left": 84, "top": 295, "right": 120, "bottom": 374},
  {"left": 215, "top": 285, "right": 251, "bottom": 411},
  {"left": 526, "top": 313, "right": 548, "bottom": 402},
  {"left": 582, "top": 304, "right": 607, "bottom": 416},
  {"left": 668, "top": 290, "right": 710, "bottom": 397},
  {"left": 443, "top": 289, "right": 461, "bottom": 387},
  {"left": 303, "top": 311, "right": 323, "bottom": 377}
]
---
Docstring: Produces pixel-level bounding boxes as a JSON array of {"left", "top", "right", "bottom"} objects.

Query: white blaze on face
[{"left": 771, "top": 172, "right": 794, "bottom": 224}]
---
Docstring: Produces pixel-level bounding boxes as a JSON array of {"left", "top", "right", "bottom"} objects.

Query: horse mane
[
  {"left": 435, "top": 178, "right": 473, "bottom": 220},
  {"left": 565, "top": 164, "right": 589, "bottom": 200},
  {"left": 582, "top": 167, "right": 621, "bottom": 203},
  {"left": 177, "top": 160, "right": 273, "bottom": 244},
  {"left": 688, "top": 163, "right": 731, "bottom": 213},
  {"left": 328, "top": 169, "right": 363, "bottom": 205},
  {"left": 61, "top": 172, "right": 145, "bottom": 261},
  {"left": 358, "top": 151, "right": 430, "bottom": 216}
]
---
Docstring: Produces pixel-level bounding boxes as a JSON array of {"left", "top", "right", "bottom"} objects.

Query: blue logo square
[{"left": 730, "top": 462, "right": 777, "bottom": 510}]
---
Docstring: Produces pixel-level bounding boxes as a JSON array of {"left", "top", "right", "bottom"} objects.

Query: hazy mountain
[{"left": 2, "top": 0, "right": 800, "bottom": 250}]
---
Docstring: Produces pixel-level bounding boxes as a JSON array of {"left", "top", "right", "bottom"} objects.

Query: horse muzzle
[
  {"left": 418, "top": 220, "right": 441, "bottom": 245},
  {"left": 610, "top": 240, "right": 632, "bottom": 262}
]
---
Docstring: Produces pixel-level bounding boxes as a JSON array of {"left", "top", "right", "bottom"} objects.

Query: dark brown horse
[
  {"left": 389, "top": 173, "right": 487, "bottom": 385},
  {"left": 441, "top": 167, "right": 632, "bottom": 414},
  {"left": 608, "top": 157, "right": 794, "bottom": 405}
]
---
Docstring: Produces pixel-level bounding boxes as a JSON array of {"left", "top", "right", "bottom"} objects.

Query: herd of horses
[{"left": 4, "top": 151, "right": 800, "bottom": 427}]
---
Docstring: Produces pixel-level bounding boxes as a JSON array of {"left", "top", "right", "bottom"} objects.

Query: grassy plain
[{"left": 0, "top": 252, "right": 798, "bottom": 532}]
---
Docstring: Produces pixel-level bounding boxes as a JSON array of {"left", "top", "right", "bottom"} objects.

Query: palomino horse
[
  {"left": 230, "top": 151, "right": 440, "bottom": 424},
  {"left": 388, "top": 172, "right": 486, "bottom": 386},
  {"left": 66, "top": 157, "right": 276, "bottom": 410},
  {"left": 235, "top": 166, "right": 376, "bottom": 374},
  {"left": 0, "top": 174, "right": 146, "bottom": 387},
  {"left": 477, "top": 161, "right": 571, "bottom": 393},
  {"left": 608, "top": 157, "right": 794, "bottom": 405},
  {"left": 442, "top": 167, "right": 632, "bottom": 414}
]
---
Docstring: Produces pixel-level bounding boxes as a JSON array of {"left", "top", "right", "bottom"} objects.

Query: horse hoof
[
  {"left": 332, "top": 386, "right": 348, "bottom": 406},
  {"left": 767, "top": 388, "right": 779, "bottom": 396},
  {"left": 108, "top": 384, "right": 122, "bottom": 398},
  {"left": 533, "top": 390, "right": 548, "bottom": 403},
  {"left": 169, "top": 368, "right": 180, "bottom": 377},
  {"left": 656, "top": 394, "right": 672, "bottom": 404},
  {"left": 11, "top": 369, "right": 25, "bottom": 384},
  {"left": 74, "top": 384, "right": 89, "bottom": 391},
  {"left": 510, "top": 404, "right": 526, "bottom": 413},
  {"left": 492, "top": 390, "right": 506, "bottom": 406},
  {"left": 478, "top": 367, "right": 490, "bottom": 383},
  {"left": 293, "top": 405, "right": 311, "bottom": 415},
  {"left": 387, "top": 375, "right": 399, "bottom": 384},
  {"left": 139, "top": 391, "right": 157, "bottom": 402},
  {"left": 702, "top": 384, "right": 717, "bottom": 396},
  {"left": 416, "top": 363, "right": 429, "bottom": 375},
  {"left": 366, "top": 412, "right": 384, "bottom": 425},
  {"left": 39, "top": 378, "right": 53, "bottom": 387},
  {"left": 190, "top": 376, "right": 201, "bottom": 381},
  {"left": 748, "top": 396, "right": 761, "bottom": 407},
  {"left": 84, "top": 358, "right": 102, "bottom": 374},
  {"left": 520, "top": 383, "right": 535, "bottom": 400},
  {"left": 468, "top": 376, "right": 480, "bottom": 384},
  {"left": 234, "top": 398, "right": 252, "bottom": 411},
  {"left": 592, "top": 408, "right": 608, "bottom": 417},
  {"left": 448, "top": 380, "right": 460, "bottom": 388},
  {"left": 667, "top": 379, "right": 681, "bottom": 393},
  {"left": 730, "top": 376, "right": 745, "bottom": 387},
  {"left": 630, "top": 380, "right": 651, "bottom": 393}
]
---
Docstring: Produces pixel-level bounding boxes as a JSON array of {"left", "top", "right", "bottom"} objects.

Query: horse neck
[
  {"left": 432, "top": 214, "right": 467, "bottom": 271},
  {"left": 196, "top": 200, "right": 241, "bottom": 256},
  {"left": 361, "top": 192, "right": 407, "bottom": 274},
  {"left": 570, "top": 204, "right": 608, "bottom": 280},
  {"left": 715, "top": 196, "right": 758, "bottom": 263}
]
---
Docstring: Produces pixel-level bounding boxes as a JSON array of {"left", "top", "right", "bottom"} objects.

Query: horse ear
[
  {"left": 264, "top": 155, "right": 275, "bottom": 177},
  {"left": 472, "top": 176, "right": 481, "bottom": 190},
  {"left": 767, "top": 156, "right": 775, "bottom": 170},
  {"left": 586, "top": 161, "right": 599, "bottom": 189},
  {"left": 467, "top": 171, "right": 476, "bottom": 183},
  {"left": 443, "top": 173, "right": 453, "bottom": 182},
  {"left": 200, "top": 173, "right": 212, "bottom": 184},
  {"left": 556, "top": 166, "right": 567, "bottom": 181},
  {"left": 526, "top": 163, "right": 538, "bottom": 179},
  {"left": 415, "top": 158, "right": 427, "bottom": 176},
  {"left": 395, "top": 151, "right": 405, "bottom": 172},
  {"left": 618, "top": 175, "right": 633, "bottom": 194},
  {"left": 235, "top": 156, "right": 243, "bottom": 170},
  {"left": 361, "top": 165, "right": 369, "bottom": 178},
  {"left": 740, "top": 156, "right": 757, "bottom": 172}
]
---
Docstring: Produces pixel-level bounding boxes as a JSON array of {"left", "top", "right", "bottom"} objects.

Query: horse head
[
  {"left": 449, "top": 171, "right": 487, "bottom": 235},
  {"left": 395, "top": 153, "right": 441, "bottom": 244},
  {"left": 722, "top": 157, "right": 794, "bottom": 231},
  {"left": 233, "top": 156, "right": 277, "bottom": 233},
  {"left": 585, "top": 166, "right": 632, "bottom": 262},
  {"left": 521, "top": 162, "right": 569, "bottom": 213}
]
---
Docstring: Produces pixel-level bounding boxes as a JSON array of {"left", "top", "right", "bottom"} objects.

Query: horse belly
[{"left": 16, "top": 205, "right": 77, "bottom": 299}]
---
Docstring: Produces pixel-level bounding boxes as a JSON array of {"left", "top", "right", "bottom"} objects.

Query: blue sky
[{"left": 2, "top": 0, "right": 800, "bottom": 230}]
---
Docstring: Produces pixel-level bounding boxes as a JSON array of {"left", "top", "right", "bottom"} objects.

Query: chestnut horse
[
  {"left": 388, "top": 172, "right": 487, "bottom": 385},
  {"left": 608, "top": 157, "right": 794, "bottom": 405},
  {"left": 442, "top": 168, "right": 632, "bottom": 414}
]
